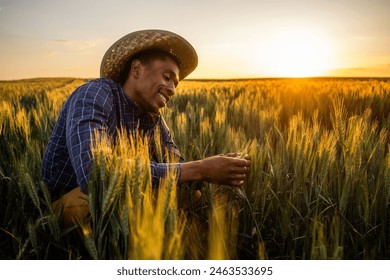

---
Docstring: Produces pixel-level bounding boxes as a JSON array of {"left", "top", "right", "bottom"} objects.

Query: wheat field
[{"left": 0, "top": 77, "right": 389, "bottom": 259}]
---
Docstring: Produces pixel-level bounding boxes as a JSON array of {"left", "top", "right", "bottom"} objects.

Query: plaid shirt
[{"left": 41, "top": 78, "right": 183, "bottom": 200}]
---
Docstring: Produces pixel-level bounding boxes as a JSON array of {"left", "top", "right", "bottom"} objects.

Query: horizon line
[{"left": 1, "top": 75, "right": 390, "bottom": 82}]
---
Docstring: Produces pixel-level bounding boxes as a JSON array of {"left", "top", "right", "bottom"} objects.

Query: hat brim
[{"left": 100, "top": 29, "right": 198, "bottom": 82}]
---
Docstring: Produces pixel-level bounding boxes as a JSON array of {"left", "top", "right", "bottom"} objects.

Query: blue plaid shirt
[{"left": 41, "top": 78, "right": 183, "bottom": 200}]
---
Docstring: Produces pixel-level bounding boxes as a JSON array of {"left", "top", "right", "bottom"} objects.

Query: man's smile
[{"left": 158, "top": 89, "right": 170, "bottom": 105}]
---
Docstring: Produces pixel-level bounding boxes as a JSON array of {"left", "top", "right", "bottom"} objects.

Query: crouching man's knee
[{"left": 52, "top": 187, "right": 89, "bottom": 228}]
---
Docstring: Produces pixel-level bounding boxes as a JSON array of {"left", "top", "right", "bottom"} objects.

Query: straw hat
[{"left": 100, "top": 29, "right": 198, "bottom": 82}]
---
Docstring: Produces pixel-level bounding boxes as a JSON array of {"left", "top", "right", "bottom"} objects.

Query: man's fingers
[
  {"left": 225, "top": 152, "right": 238, "bottom": 157},
  {"left": 231, "top": 166, "right": 249, "bottom": 175},
  {"left": 229, "top": 180, "right": 245, "bottom": 187},
  {"left": 232, "top": 158, "right": 251, "bottom": 168},
  {"left": 225, "top": 152, "right": 251, "bottom": 160},
  {"left": 230, "top": 173, "right": 246, "bottom": 180}
]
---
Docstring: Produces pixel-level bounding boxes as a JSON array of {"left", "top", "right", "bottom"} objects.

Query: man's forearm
[{"left": 178, "top": 161, "right": 204, "bottom": 183}]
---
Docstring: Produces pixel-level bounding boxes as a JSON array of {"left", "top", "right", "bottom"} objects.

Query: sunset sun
[{"left": 261, "top": 29, "right": 336, "bottom": 77}]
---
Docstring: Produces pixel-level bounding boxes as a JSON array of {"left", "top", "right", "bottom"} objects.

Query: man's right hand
[{"left": 180, "top": 153, "right": 251, "bottom": 187}]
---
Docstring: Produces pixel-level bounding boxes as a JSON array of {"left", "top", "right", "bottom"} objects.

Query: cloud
[
  {"left": 49, "top": 39, "right": 101, "bottom": 56},
  {"left": 53, "top": 39, "right": 99, "bottom": 49},
  {"left": 79, "top": 40, "right": 98, "bottom": 51},
  {"left": 54, "top": 39, "right": 70, "bottom": 44},
  {"left": 328, "top": 63, "right": 390, "bottom": 77},
  {"left": 53, "top": 39, "right": 99, "bottom": 48},
  {"left": 46, "top": 50, "right": 61, "bottom": 57}
]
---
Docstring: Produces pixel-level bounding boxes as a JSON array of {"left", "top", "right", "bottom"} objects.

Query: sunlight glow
[{"left": 259, "top": 29, "right": 336, "bottom": 77}]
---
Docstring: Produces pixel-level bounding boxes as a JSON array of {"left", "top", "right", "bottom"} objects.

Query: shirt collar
[{"left": 118, "top": 84, "right": 161, "bottom": 123}]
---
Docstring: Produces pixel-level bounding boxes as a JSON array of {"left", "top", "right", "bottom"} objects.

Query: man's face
[{"left": 133, "top": 56, "right": 179, "bottom": 113}]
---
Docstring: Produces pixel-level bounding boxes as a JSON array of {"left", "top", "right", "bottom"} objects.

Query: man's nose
[{"left": 166, "top": 82, "right": 176, "bottom": 96}]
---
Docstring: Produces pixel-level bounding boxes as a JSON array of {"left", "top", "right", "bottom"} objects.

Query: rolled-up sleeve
[
  {"left": 150, "top": 162, "right": 181, "bottom": 187},
  {"left": 148, "top": 116, "right": 184, "bottom": 187}
]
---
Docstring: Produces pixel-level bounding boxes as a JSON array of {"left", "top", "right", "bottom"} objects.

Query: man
[{"left": 41, "top": 29, "right": 251, "bottom": 226}]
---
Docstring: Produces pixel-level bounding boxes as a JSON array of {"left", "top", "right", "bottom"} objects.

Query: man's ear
[{"left": 130, "top": 59, "right": 142, "bottom": 78}]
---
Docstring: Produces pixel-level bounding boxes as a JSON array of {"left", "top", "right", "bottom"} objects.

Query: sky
[{"left": 1, "top": 0, "right": 390, "bottom": 80}]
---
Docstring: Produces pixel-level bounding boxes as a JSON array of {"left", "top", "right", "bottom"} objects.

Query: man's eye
[{"left": 163, "top": 74, "right": 170, "bottom": 80}]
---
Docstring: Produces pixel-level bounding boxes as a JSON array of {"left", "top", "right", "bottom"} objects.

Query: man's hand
[
  {"left": 180, "top": 153, "right": 251, "bottom": 187},
  {"left": 225, "top": 152, "right": 251, "bottom": 161}
]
